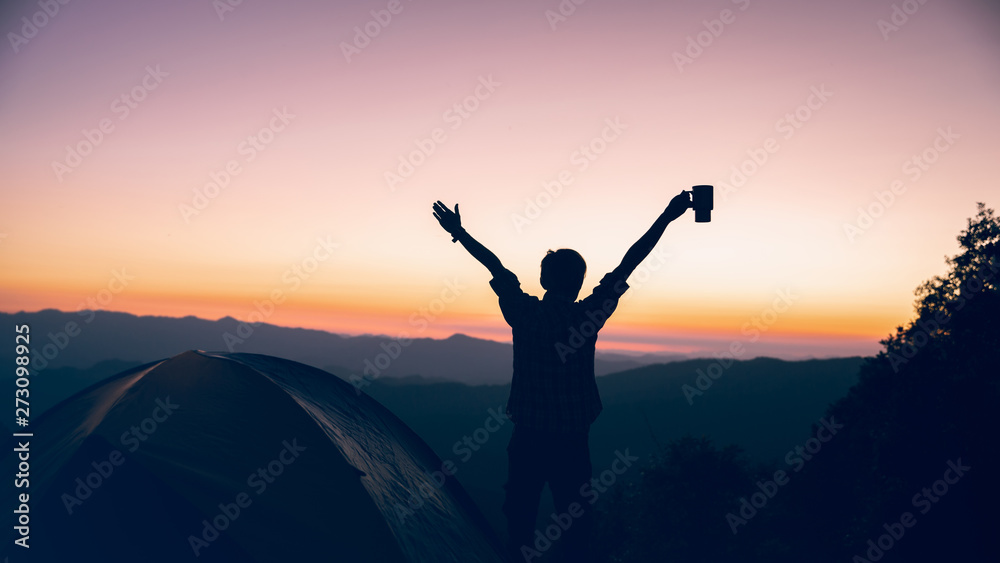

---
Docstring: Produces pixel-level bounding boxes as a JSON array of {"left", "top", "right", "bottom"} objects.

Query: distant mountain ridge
[
  {"left": 2, "top": 308, "right": 866, "bottom": 537},
  {"left": 1, "top": 309, "right": 680, "bottom": 385}
]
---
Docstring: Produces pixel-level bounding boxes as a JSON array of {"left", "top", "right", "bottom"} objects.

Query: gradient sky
[{"left": 1, "top": 0, "right": 998, "bottom": 358}]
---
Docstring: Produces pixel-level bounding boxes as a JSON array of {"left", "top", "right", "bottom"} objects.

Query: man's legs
[
  {"left": 548, "top": 428, "right": 593, "bottom": 563},
  {"left": 503, "top": 425, "right": 547, "bottom": 561}
]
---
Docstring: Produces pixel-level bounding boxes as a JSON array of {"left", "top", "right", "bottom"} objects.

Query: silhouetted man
[{"left": 432, "top": 191, "right": 692, "bottom": 562}]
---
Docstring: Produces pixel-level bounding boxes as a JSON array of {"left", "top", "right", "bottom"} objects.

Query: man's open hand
[{"left": 432, "top": 200, "right": 463, "bottom": 239}]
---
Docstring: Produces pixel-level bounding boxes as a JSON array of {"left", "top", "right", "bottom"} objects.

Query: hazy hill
[
  {"left": 364, "top": 356, "right": 863, "bottom": 534},
  {"left": 2, "top": 309, "right": 863, "bottom": 538},
  {"left": 1, "top": 309, "right": 677, "bottom": 387}
]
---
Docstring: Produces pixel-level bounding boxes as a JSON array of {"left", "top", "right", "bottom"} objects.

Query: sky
[{"left": 1, "top": 0, "right": 998, "bottom": 359}]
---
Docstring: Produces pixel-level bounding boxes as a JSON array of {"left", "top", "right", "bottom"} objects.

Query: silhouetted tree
[
  {"left": 781, "top": 202, "right": 999, "bottom": 562},
  {"left": 592, "top": 435, "right": 792, "bottom": 563}
]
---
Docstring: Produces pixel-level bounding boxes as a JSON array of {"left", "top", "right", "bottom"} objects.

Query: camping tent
[{"left": 3, "top": 350, "right": 509, "bottom": 562}]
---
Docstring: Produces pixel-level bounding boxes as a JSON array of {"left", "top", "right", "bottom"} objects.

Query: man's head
[{"left": 540, "top": 249, "right": 586, "bottom": 299}]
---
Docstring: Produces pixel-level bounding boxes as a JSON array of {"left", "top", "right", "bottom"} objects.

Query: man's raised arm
[
  {"left": 612, "top": 190, "right": 691, "bottom": 280},
  {"left": 432, "top": 200, "right": 506, "bottom": 277}
]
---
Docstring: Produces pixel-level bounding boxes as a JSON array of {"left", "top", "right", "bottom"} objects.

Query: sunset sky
[{"left": 1, "top": 0, "right": 998, "bottom": 358}]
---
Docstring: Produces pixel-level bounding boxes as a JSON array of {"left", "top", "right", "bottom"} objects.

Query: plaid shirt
[{"left": 489, "top": 268, "right": 630, "bottom": 433}]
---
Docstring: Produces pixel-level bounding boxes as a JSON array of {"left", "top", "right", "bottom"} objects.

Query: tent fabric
[{"left": 4, "top": 350, "right": 508, "bottom": 562}]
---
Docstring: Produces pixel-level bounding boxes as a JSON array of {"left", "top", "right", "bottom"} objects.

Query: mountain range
[
  {"left": 2, "top": 309, "right": 865, "bottom": 538},
  {"left": 2, "top": 309, "right": 680, "bottom": 385}
]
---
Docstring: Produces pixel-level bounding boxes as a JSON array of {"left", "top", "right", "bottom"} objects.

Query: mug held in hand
[{"left": 692, "top": 185, "right": 713, "bottom": 223}]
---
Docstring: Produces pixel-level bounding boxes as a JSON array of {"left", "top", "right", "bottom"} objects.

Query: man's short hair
[{"left": 540, "top": 249, "right": 586, "bottom": 295}]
